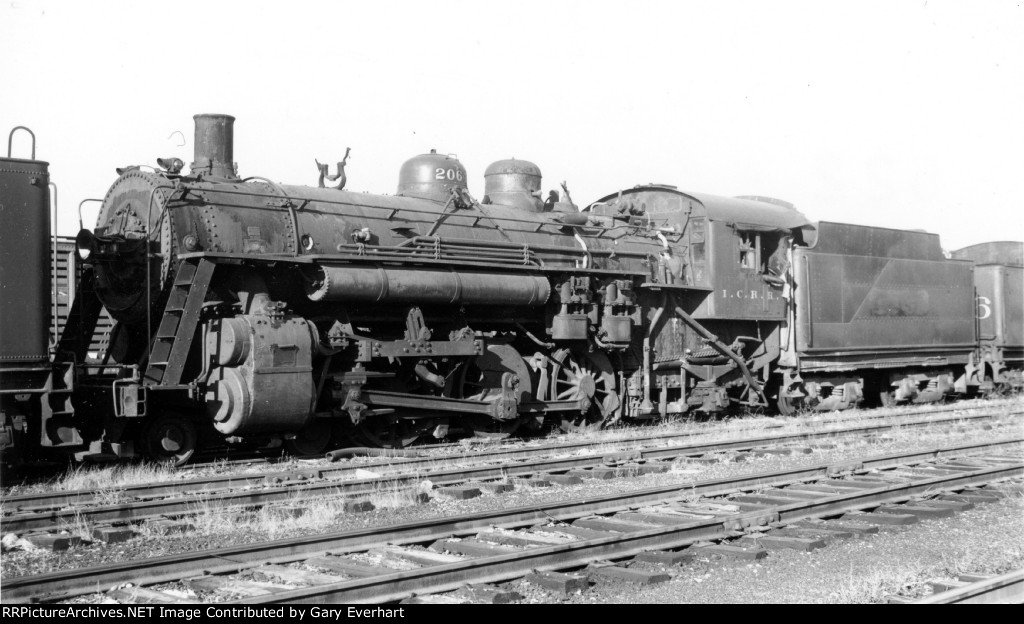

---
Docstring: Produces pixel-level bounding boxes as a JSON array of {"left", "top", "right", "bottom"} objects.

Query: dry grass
[
  {"left": 105, "top": 416, "right": 1024, "bottom": 542},
  {"left": 54, "top": 510, "right": 94, "bottom": 543},
  {"left": 828, "top": 559, "right": 929, "bottom": 603},
  {"left": 184, "top": 494, "right": 345, "bottom": 540},
  {"left": 178, "top": 475, "right": 438, "bottom": 539},
  {"left": 368, "top": 478, "right": 433, "bottom": 510},
  {"left": 8, "top": 462, "right": 182, "bottom": 500}
]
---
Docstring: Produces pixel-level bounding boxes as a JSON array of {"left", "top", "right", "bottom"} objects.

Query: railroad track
[
  {"left": 177, "top": 398, "right": 1023, "bottom": 466},
  {"left": 3, "top": 408, "right": 1017, "bottom": 535},
  {"left": 7, "top": 399, "right": 1007, "bottom": 488},
  {"left": 909, "top": 569, "right": 1024, "bottom": 604},
  {"left": 3, "top": 437, "right": 1021, "bottom": 604}
]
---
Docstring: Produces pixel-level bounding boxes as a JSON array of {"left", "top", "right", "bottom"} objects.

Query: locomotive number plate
[{"left": 434, "top": 168, "right": 464, "bottom": 182}]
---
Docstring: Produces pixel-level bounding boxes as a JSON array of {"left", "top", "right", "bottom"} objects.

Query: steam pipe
[
  {"left": 306, "top": 265, "right": 551, "bottom": 306},
  {"left": 515, "top": 322, "right": 555, "bottom": 349}
]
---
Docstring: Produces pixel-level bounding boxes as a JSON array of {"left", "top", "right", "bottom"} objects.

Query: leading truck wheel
[{"left": 143, "top": 415, "right": 197, "bottom": 466}]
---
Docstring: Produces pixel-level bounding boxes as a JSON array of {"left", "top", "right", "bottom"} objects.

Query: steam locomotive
[{"left": 1, "top": 115, "right": 1020, "bottom": 466}]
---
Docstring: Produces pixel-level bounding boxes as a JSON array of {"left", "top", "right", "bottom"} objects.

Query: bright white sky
[{"left": 2, "top": 0, "right": 1021, "bottom": 250}]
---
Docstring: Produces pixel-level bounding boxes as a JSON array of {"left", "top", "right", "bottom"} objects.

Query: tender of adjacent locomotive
[
  {"left": 1, "top": 114, "right": 1019, "bottom": 467},
  {"left": 0, "top": 129, "right": 54, "bottom": 464}
]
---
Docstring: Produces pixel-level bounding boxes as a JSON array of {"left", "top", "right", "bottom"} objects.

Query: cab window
[
  {"left": 738, "top": 232, "right": 760, "bottom": 270},
  {"left": 737, "top": 230, "right": 790, "bottom": 276}
]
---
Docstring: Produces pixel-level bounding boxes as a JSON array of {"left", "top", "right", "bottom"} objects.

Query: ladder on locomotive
[
  {"left": 144, "top": 258, "right": 215, "bottom": 386},
  {"left": 55, "top": 266, "right": 103, "bottom": 361},
  {"left": 46, "top": 266, "right": 104, "bottom": 444}
]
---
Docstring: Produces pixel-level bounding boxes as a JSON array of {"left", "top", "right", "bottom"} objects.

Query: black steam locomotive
[{"left": 1, "top": 116, "right": 1020, "bottom": 466}]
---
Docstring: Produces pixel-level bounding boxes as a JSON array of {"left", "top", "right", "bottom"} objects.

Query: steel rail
[
  {"left": 10, "top": 403, "right": 1017, "bottom": 508},
  {"left": 8, "top": 399, "right": 1005, "bottom": 510},
  {"left": 233, "top": 461, "right": 1024, "bottom": 604},
  {"left": 2, "top": 437, "right": 1020, "bottom": 604},
  {"left": 913, "top": 569, "right": 1024, "bottom": 604},
  {"left": 3, "top": 410, "right": 1016, "bottom": 533}
]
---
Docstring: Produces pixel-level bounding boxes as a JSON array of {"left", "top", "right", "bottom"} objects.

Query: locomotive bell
[
  {"left": 483, "top": 158, "right": 544, "bottom": 212},
  {"left": 397, "top": 149, "right": 467, "bottom": 202}
]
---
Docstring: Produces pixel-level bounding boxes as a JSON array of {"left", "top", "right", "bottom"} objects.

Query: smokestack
[{"left": 191, "top": 114, "right": 237, "bottom": 179}]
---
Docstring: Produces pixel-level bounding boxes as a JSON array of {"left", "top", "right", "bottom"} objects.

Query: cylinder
[
  {"left": 306, "top": 265, "right": 550, "bottom": 306},
  {"left": 203, "top": 315, "right": 316, "bottom": 435},
  {"left": 191, "top": 114, "right": 237, "bottom": 179},
  {"left": 210, "top": 317, "right": 251, "bottom": 367}
]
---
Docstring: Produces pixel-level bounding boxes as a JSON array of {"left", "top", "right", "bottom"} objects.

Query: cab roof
[{"left": 590, "top": 184, "right": 816, "bottom": 238}]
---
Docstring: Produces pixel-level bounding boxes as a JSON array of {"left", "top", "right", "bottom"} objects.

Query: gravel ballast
[
  {"left": 522, "top": 492, "right": 1024, "bottom": 604},
  {"left": 2, "top": 421, "right": 1020, "bottom": 581}
]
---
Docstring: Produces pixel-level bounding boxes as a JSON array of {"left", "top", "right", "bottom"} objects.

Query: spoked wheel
[
  {"left": 143, "top": 414, "right": 197, "bottom": 466},
  {"left": 284, "top": 419, "right": 332, "bottom": 456},
  {"left": 446, "top": 344, "right": 533, "bottom": 439},
  {"left": 351, "top": 416, "right": 437, "bottom": 448},
  {"left": 550, "top": 346, "right": 620, "bottom": 433}
]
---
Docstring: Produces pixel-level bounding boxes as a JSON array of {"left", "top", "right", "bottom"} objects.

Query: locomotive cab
[{"left": 587, "top": 187, "right": 814, "bottom": 414}]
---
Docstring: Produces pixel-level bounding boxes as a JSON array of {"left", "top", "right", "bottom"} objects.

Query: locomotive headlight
[{"left": 75, "top": 229, "right": 98, "bottom": 262}]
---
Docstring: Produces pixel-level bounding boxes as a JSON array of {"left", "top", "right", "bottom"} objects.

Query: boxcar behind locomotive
[{"left": 952, "top": 241, "right": 1024, "bottom": 392}]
